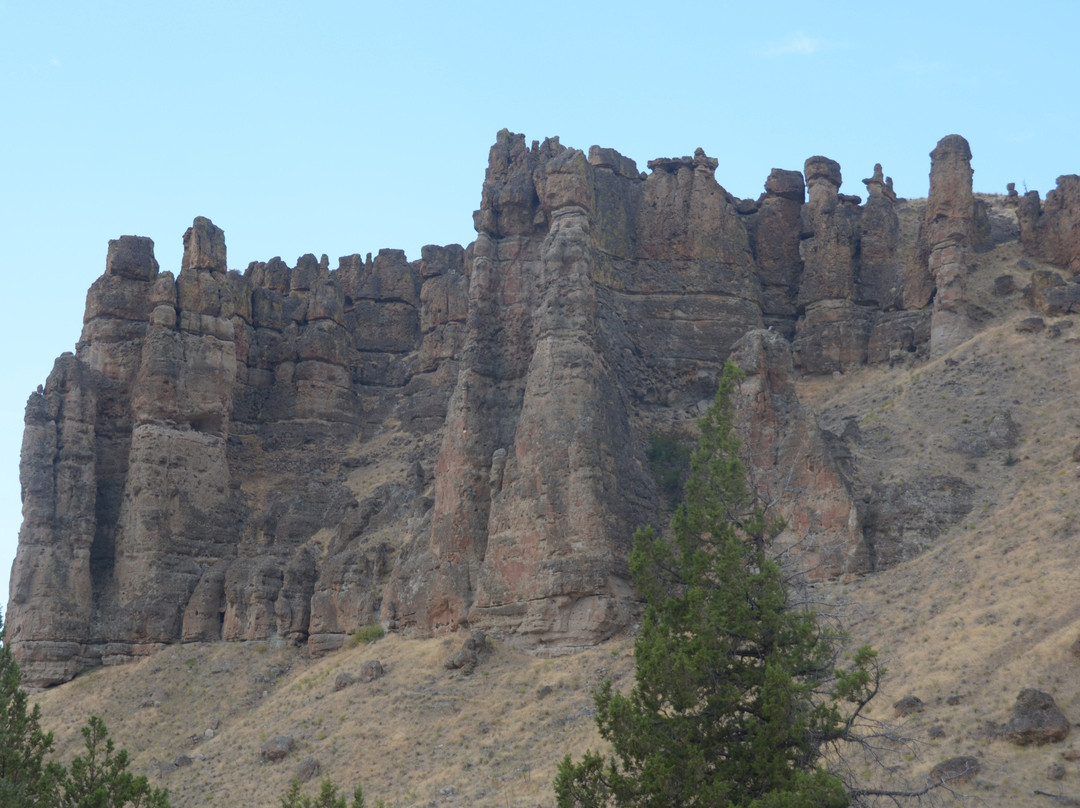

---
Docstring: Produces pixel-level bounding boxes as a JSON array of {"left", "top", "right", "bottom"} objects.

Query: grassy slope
[
  {"left": 32, "top": 634, "right": 636, "bottom": 808},
  {"left": 30, "top": 197, "right": 1080, "bottom": 807}
]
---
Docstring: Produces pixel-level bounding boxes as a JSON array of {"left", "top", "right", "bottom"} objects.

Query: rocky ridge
[{"left": 9, "top": 131, "right": 1080, "bottom": 687}]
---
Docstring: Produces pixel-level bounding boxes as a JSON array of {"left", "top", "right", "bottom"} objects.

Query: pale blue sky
[{"left": 2, "top": 0, "right": 1077, "bottom": 610}]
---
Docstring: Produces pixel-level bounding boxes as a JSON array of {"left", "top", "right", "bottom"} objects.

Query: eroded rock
[
  {"left": 1003, "top": 689, "right": 1069, "bottom": 745},
  {"left": 929, "top": 756, "right": 980, "bottom": 785},
  {"left": 925, "top": 135, "right": 976, "bottom": 356},
  {"left": 261, "top": 735, "right": 295, "bottom": 762},
  {"left": 9, "top": 131, "right": 1065, "bottom": 686},
  {"left": 1018, "top": 175, "right": 1080, "bottom": 273}
]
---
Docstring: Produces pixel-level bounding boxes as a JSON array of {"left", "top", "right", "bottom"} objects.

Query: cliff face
[{"left": 10, "top": 131, "right": 1078, "bottom": 686}]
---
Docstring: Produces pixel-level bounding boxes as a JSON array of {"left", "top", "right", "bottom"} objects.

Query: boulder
[
  {"left": 893, "top": 695, "right": 925, "bottom": 717},
  {"left": 296, "top": 757, "right": 320, "bottom": 784},
  {"left": 261, "top": 735, "right": 295, "bottom": 762},
  {"left": 358, "top": 660, "right": 385, "bottom": 682},
  {"left": 1025, "top": 270, "right": 1080, "bottom": 316},
  {"left": 929, "top": 756, "right": 980, "bottom": 785},
  {"left": 443, "top": 630, "right": 491, "bottom": 675},
  {"left": 1003, "top": 689, "right": 1069, "bottom": 745}
]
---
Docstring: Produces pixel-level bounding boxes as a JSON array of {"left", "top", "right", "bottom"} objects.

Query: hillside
[
  {"left": 27, "top": 218, "right": 1080, "bottom": 808},
  {"left": 11, "top": 126, "right": 1080, "bottom": 806}
]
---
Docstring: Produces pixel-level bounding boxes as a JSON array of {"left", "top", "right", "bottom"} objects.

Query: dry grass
[{"left": 32, "top": 634, "right": 634, "bottom": 808}]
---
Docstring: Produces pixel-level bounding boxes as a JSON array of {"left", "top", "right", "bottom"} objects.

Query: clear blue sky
[{"left": 2, "top": 0, "right": 1077, "bottom": 610}]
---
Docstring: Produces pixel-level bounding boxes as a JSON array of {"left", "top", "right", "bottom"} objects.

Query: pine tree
[
  {"left": 281, "top": 777, "right": 369, "bottom": 808},
  {"left": 555, "top": 361, "right": 880, "bottom": 808},
  {"left": 59, "top": 715, "right": 170, "bottom": 808},
  {"left": 1, "top": 611, "right": 171, "bottom": 808},
  {"left": 0, "top": 611, "right": 64, "bottom": 808}
]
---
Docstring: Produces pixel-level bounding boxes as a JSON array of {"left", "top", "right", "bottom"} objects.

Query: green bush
[
  {"left": 281, "top": 778, "right": 387, "bottom": 808},
  {"left": 348, "top": 623, "right": 385, "bottom": 648}
]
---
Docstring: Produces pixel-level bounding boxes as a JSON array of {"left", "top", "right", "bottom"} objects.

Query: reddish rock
[
  {"left": 924, "top": 134, "right": 976, "bottom": 355},
  {"left": 1018, "top": 175, "right": 1080, "bottom": 273},
  {"left": 730, "top": 330, "right": 869, "bottom": 577},
  {"left": 11, "top": 132, "right": 1067, "bottom": 685}
]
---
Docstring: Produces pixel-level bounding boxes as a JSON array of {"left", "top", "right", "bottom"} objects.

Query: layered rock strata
[
  {"left": 925, "top": 135, "right": 977, "bottom": 355},
  {"left": 10, "top": 130, "right": 1032, "bottom": 685},
  {"left": 10, "top": 219, "right": 468, "bottom": 683}
]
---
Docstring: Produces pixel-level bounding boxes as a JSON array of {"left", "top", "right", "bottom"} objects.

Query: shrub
[{"left": 348, "top": 623, "right": 385, "bottom": 648}]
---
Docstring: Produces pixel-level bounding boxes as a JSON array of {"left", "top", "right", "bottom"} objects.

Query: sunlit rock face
[{"left": 14, "top": 129, "right": 1060, "bottom": 686}]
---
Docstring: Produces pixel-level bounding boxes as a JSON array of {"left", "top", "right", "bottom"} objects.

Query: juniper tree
[
  {"left": 1, "top": 612, "right": 171, "bottom": 808},
  {"left": 555, "top": 361, "right": 882, "bottom": 808},
  {"left": 0, "top": 612, "right": 64, "bottom": 808},
  {"left": 59, "top": 715, "right": 170, "bottom": 808},
  {"left": 281, "top": 777, "right": 369, "bottom": 808}
]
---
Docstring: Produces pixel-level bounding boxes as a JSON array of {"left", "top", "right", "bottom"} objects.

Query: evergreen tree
[
  {"left": 0, "top": 611, "right": 64, "bottom": 808},
  {"left": 555, "top": 361, "right": 880, "bottom": 808},
  {"left": 59, "top": 715, "right": 170, "bottom": 808},
  {"left": 281, "top": 777, "right": 368, "bottom": 808},
  {"left": 1, "top": 611, "right": 170, "bottom": 808}
]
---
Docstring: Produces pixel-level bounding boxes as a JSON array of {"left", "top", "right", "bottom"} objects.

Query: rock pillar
[
  {"left": 793, "top": 156, "right": 868, "bottom": 372},
  {"left": 925, "top": 134, "right": 975, "bottom": 356}
]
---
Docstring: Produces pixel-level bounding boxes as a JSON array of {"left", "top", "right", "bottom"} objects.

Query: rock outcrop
[
  {"left": 924, "top": 135, "right": 977, "bottom": 355},
  {"left": 7, "top": 130, "right": 1061, "bottom": 685},
  {"left": 1002, "top": 689, "right": 1070, "bottom": 745},
  {"left": 730, "top": 330, "right": 868, "bottom": 576},
  {"left": 1018, "top": 174, "right": 1080, "bottom": 274},
  {"left": 10, "top": 221, "right": 468, "bottom": 684}
]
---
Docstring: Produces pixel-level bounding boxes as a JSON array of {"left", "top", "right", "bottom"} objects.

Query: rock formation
[
  {"left": 8, "top": 129, "right": 1064, "bottom": 686},
  {"left": 924, "top": 135, "right": 977, "bottom": 355},
  {"left": 1018, "top": 174, "right": 1080, "bottom": 274}
]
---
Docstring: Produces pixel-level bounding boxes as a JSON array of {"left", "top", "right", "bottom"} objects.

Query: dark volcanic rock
[
  {"left": 8, "top": 130, "right": 1065, "bottom": 686},
  {"left": 924, "top": 134, "right": 976, "bottom": 355},
  {"left": 929, "top": 756, "right": 980, "bottom": 785},
  {"left": 1018, "top": 175, "right": 1080, "bottom": 274},
  {"left": 1003, "top": 689, "right": 1070, "bottom": 745},
  {"left": 861, "top": 476, "right": 974, "bottom": 568},
  {"left": 1025, "top": 269, "right": 1080, "bottom": 316}
]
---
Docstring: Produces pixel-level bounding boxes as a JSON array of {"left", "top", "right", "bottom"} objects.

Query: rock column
[
  {"left": 793, "top": 157, "right": 868, "bottom": 372},
  {"left": 749, "top": 169, "right": 805, "bottom": 337},
  {"left": 111, "top": 217, "right": 238, "bottom": 643},
  {"left": 925, "top": 135, "right": 975, "bottom": 356}
]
